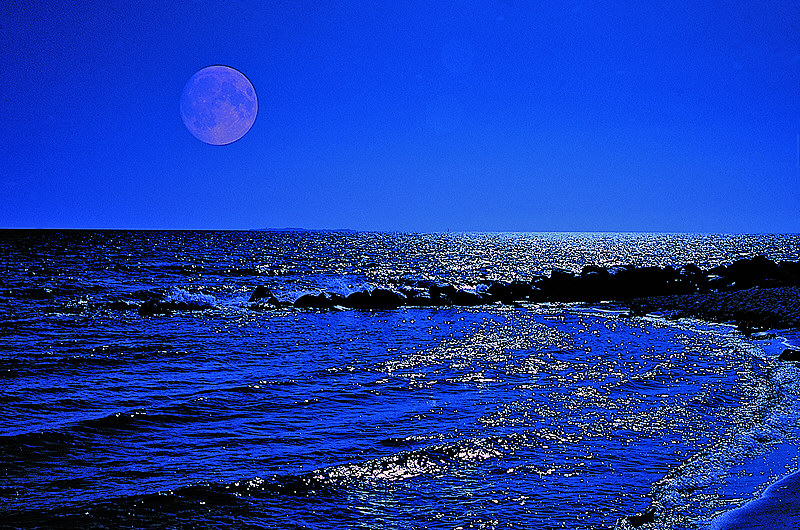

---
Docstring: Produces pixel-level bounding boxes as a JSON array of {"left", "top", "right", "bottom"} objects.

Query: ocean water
[{"left": 2, "top": 230, "right": 800, "bottom": 530}]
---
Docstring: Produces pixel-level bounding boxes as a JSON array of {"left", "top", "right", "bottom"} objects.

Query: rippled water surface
[{"left": 2, "top": 231, "right": 800, "bottom": 529}]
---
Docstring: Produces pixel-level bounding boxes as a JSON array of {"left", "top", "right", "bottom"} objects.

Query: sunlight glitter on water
[{"left": 3, "top": 231, "right": 800, "bottom": 529}]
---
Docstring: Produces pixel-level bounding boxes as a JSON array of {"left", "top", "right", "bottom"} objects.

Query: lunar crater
[{"left": 180, "top": 65, "right": 257, "bottom": 146}]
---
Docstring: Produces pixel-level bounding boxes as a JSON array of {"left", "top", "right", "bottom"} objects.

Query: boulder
[
  {"left": 343, "top": 290, "right": 373, "bottom": 309},
  {"left": 370, "top": 288, "right": 405, "bottom": 309},
  {"left": 580, "top": 265, "right": 610, "bottom": 279},
  {"left": 778, "top": 349, "right": 800, "bottom": 362},
  {"left": 405, "top": 293, "right": 435, "bottom": 306},
  {"left": 449, "top": 289, "right": 484, "bottom": 306},
  {"left": 677, "top": 264, "right": 708, "bottom": 292},
  {"left": 105, "top": 300, "right": 136, "bottom": 311},
  {"left": 544, "top": 269, "right": 582, "bottom": 301},
  {"left": 608, "top": 265, "right": 673, "bottom": 298},
  {"left": 723, "top": 256, "right": 780, "bottom": 288},
  {"left": 250, "top": 295, "right": 284, "bottom": 309},
  {"left": 778, "top": 261, "right": 800, "bottom": 286},
  {"left": 294, "top": 292, "right": 343, "bottom": 309},
  {"left": 138, "top": 300, "right": 170, "bottom": 316},
  {"left": 249, "top": 285, "right": 273, "bottom": 302},
  {"left": 679, "top": 263, "right": 704, "bottom": 277},
  {"left": 579, "top": 266, "right": 611, "bottom": 300},
  {"left": 621, "top": 507, "right": 656, "bottom": 528},
  {"left": 12, "top": 287, "right": 54, "bottom": 300},
  {"left": 429, "top": 284, "right": 457, "bottom": 305}
]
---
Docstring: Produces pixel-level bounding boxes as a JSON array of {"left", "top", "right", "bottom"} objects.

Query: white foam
[{"left": 163, "top": 288, "right": 217, "bottom": 307}]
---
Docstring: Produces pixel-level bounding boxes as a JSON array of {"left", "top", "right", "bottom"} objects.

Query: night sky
[{"left": 2, "top": 1, "right": 799, "bottom": 231}]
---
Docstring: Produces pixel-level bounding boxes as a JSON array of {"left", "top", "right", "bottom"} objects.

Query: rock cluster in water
[{"left": 248, "top": 255, "right": 800, "bottom": 311}]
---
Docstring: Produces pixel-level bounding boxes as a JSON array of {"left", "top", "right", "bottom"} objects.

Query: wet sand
[{"left": 710, "top": 470, "right": 800, "bottom": 529}]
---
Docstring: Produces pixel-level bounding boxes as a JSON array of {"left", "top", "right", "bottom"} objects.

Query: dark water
[{"left": 2, "top": 230, "right": 800, "bottom": 529}]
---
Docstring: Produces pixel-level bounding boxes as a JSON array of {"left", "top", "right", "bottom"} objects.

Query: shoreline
[
  {"left": 710, "top": 470, "right": 800, "bottom": 529},
  {"left": 617, "top": 289, "right": 800, "bottom": 529}
]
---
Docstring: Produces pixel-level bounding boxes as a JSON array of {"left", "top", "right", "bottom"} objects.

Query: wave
[
  {"left": 617, "top": 326, "right": 800, "bottom": 529},
  {"left": 1, "top": 431, "right": 517, "bottom": 529}
]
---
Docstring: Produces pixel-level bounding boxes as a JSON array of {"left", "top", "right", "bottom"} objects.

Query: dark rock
[
  {"left": 343, "top": 290, "right": 373, "bottom": 309},
  {"left": 294, "top": 292, "right": 343, "bottom": 309},
  {"left": 622, "top": 507, "right": 656, "bottom": 528},
  {"left": 544, "top": 269, "right": 582, "bottom": 301},
  {"left": 249, "top": 285, "right": 273, "bottom": 302},
  {"left": 778, "top": 261, "right": 800, "bottom": 286},
  {"left": 482, "top": 282, "right": 508, "bottom": 302},
  {"left": 370, "top": 288, "right": 405, "bottom": 309},
  {"left": 707, "top": 274, "right": 734, "bottom": 292},
  {"left": 679, "top": 263, "right": 704, "bottom": 276},
  {"left": 130, "top": 289, "right": 163, "bottom": 301},
  {"left": 138, "top": 300, "right": 170, "bottom": 317},
  {"left": 479, "top": 280, "right": 536, "bottom": 303},
  {"left": 12, "top": 287, "right": 54, "bottom": 300},
  {"left": 607, "top": 264, "right": 636, "bottom": 277},
  {"left": 580, "top": 265, "right": 610, "bottom": 279},
  {"left": 429, "top": 284, "right": 457, "bottom": 305},
  {"left": 677, "top": 264, "right": 708, "bottom": 292},
  {"left": 724, "top": 255, "right": 779, "bottom": 288},
  {"left": 508, "top": 280, "right": 535, "bottom": 301},
  {"left": 105, "top": 300, "right": 136, "bottom": 311},
  {"left": 449, "top": 289, "right": 484, "bottom": 306},
  {"left": 405, "top": 293, "right": 435, "bottom": 306},
  {"left": 608, "top": 265, "right": 674, "bottom": 299},
  {"left": 779, "top": 348, "right": 800, "bottom": 362},
  {"left": 266, "top": 296, "right": 282, "bottom": 307},
  {"left": 579, "top": 266, "right": 612, "bottom": 300},
  {"left": 250, "top": 295, "right": 284, "bottom": 310}
]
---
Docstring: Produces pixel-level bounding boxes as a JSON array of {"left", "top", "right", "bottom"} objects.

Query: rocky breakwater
[{"left": 248, "top": 255, "right": 800, "bottom": 329}]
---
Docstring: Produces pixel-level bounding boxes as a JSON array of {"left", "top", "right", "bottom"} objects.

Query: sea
[{"left": 2, "top": 230, "right": 800, "bottom": 530}]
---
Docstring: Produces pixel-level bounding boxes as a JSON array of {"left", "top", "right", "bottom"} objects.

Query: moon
[{"left": 180, "top": 65, "right": 258, "bottom": 146}]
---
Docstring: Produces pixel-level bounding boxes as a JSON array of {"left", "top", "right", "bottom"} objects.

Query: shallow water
[{"left": 2, "top": 230, "right": 800, "bottom": 529}]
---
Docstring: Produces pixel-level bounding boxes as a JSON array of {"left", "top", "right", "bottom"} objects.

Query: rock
[
  {"left": 405, "top": 293, "right": 435, "bottom": 306},
  {"left": 429, "top": 284, "right": 457, "bottom": 305},
  {"left": 12, "top": 287, "right": 54, "bottom": 300},
  {"left": 294, "top": 292, "right": 344, "bottom": 309},
  {"left": 579, "top": 266, "right": 611, "bottom": 300},
  {"left": 250, "top": 295, "right": 284, "bottom": 309},
  {"left": 249, "top": 285, "right": 272, "bottom": 302},
  {"left": 580, "top": 265, "right": 610, "bottom": 279},
  {"left": 138, "top": 300, "right": 170, "bottom": 317},
  {"left": 679, "top": 263, "right": 704, "bottom": 277},
  {"left": 105, "top": 300, "right": 136, "bottom": 311},
  {"left": 266, "top": 296, "right": 282, "bottom": 307},
  {"left": 508, "top": 280, "right": 536, "bottom": 301},
  {"left": 343, "top": 290, "right": 372, "bottom": 309},
  {"left": 370, "top": 288, "right": 404, "bottom": 309},
  {"left": 482, "top": 282, "right": 508, "bottom": 302},
  {"left": 778, "top": 349, "right": 800, "bottom": 362},
  {"left": 723, "top": 255, "right": 779, "bottom": 288},
  {"left": 622, "top": 507, "right": 656, "bottom": 528},
  {"left": 449, "top": 289, "right": 483, "bottom": 306},
  {"left": 544, "top": 269, "right": 582, "bottom": 301},
  {"left": 608, "top": 265, "right": 674, "bottom": 299},
  {"left": 778, "top": 261, "right": 800, "bottom": 286},
  {"left": 677, "top": 264, "right": 708, "bottom": 292}
]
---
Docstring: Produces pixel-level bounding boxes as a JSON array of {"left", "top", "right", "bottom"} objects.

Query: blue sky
[{"left": 1, "top": 1, "right": 799, "bottom": 231}]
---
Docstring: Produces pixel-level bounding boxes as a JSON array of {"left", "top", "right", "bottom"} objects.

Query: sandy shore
[{"left": 710, "top": 470, "right": 800, "bottom": 529}]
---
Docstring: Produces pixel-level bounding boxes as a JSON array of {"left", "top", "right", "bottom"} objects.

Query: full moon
[{"left": 180, "top": 65, "right": 258, "bottom": 146}]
